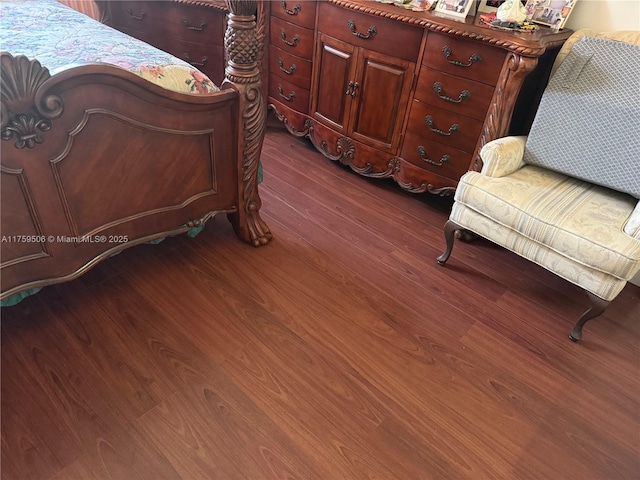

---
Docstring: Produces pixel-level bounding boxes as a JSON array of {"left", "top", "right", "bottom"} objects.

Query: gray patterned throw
[{"left": 523, "top": 35, "right": 640, "bottom": 198}]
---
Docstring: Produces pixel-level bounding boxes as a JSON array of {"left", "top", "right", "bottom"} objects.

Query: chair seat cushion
[{"left": 454, "top": 165, "right": 640, "bottom": 279}]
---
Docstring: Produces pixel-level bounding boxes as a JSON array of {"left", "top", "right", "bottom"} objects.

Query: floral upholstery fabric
[
  {"left": 450, "top": 202, "right": 632, "bottom": 302},
  {"left": 479, "top": 136, "right": 527, "bottom": 178},
  {"left": 447, "top": 29, "right": 640, "bottom": 303},
  {"left": 0, "top": 0, "right": 218, "bottom": 94},
  {"left": 453, "top": 167, "right": 640, "bottom": 301},
  {"left": 624, "top": 202, "right": 640, "bottom": 239}
]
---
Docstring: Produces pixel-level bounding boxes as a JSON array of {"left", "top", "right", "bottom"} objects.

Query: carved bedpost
[{"left": 223, "top": 0, "right": 272, "bottom": 246}]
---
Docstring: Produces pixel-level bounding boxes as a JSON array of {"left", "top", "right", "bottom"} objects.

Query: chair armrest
[
  {"left": 479, "top": 136, "right": 527, "bottom": 178},
  {"left": 624, "top": 201, "right": 640, "bottom": 239}
]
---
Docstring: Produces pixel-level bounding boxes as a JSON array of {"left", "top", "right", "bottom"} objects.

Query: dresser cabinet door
[
  {"left": 311, "top": 34, "right": 357, "bottom": 136},
  {"left": 349, "top": 49, "right": 414, "bottom": 153}
]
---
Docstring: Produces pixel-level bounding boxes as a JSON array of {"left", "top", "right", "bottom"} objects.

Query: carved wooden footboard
[{"left": 0, "top": 0, "right": 270, "bottom": 301}]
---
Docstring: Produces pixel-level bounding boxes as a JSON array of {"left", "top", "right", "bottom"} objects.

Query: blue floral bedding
[{"left": 0, "top": 0, "right": 218, "bottom": 94}]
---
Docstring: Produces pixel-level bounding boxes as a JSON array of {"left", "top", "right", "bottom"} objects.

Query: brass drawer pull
[
  {"left": 126, "top": 8, "right": 145, "bottom": 20},
  {"left": 347, "top": 20, "right": 377, "bottom": 40},
  {"left": 182, "top": 53, "right": 208, "bottom": 67},
  {"left": 281, "top": 0, "right": 301, "bottom": 15},
  {"left": 345, "top": 81, "right": 359, "bottom": 97},
  {"left": 442, "top": 46, "right": 481, "bottom": 67},
  {"left": 278, "top": 58, "right": 297, "bottom": 75},
  {"left": 425, "top": 115, "right": 459, "bottom": 136},
  {"left": 433, "top": 82, "right": 471, "bottom": 103},
  {"left": 182, "top": 18, "right": 207, "bottom": 31},
  {"left": 278, "top": 84, "right": 296, "bottom": 102},
  {"left": 280, "top": 29, "right": 299, "bottom": 47},
  {"left": 417, "top": 146, "right": 450, "bottom": 166}
]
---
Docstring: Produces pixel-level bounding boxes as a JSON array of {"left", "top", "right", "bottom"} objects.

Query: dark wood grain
[
  {"left": 2, "top": 126, "right": 638, "bottom": 480},
  {"left": 270, "top": 0, "right": 574, "bottom": 194},
  {"left": 1, "top": 0, "right": 271, "bottom": 300}
]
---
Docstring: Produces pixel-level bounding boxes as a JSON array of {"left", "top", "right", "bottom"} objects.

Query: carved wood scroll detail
[
  {"left": 306, "top": 119, "right": 455, "bottom": 196},
  {"left": 0, "top": 53, "right": 63, "bottom": 149},
  {"left": 224, "top": 0, "right": 272, "bottom": 246},
  {"left": 474, "top": 53, "right": 537, "bottom": 171}
]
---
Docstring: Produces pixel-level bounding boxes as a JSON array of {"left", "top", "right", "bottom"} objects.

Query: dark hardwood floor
[{"left": 2, "top": 124, "right": 639, "bottom": 480}]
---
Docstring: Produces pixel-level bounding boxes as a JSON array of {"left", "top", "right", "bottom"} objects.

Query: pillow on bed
[{"left": 523, "top": 36, "right": 640, "bottom": 198}]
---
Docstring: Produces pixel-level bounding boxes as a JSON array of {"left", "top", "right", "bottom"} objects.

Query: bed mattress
[{"left": 0, "top": 0, "right": 219, "bottom": 94}]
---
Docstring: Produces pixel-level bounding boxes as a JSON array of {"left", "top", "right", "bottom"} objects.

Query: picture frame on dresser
[
  {"left": 434, "top": 0, "right": 475, "bottom": 18},
  {"left": 477, "top": 0, "right": 505, "bottom": 12},
  {"left": 527, "top": 0, "right": 577, "bottom": 29},
  {"left": 477, "top": 0, "right": 527, "bottom": 13}
]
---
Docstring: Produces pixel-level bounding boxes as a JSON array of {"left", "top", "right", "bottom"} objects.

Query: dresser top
[
  {"left": 174, "top": 0, "right": 228, "bottom": 12},
  {"left": 328, "top": 0, "right": 573, "bottom": 56}
]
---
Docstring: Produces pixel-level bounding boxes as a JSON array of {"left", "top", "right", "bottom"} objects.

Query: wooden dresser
[
  {"left": 100, "top": 0, "right": 228, "bottom": 86},
  {"left": 268, "top": 0, "right": 572, "bottom": 195}
]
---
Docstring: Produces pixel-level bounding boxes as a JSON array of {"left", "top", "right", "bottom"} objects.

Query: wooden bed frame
[{"left": 0, "top": 0, "right": 271, "bottom": 301}]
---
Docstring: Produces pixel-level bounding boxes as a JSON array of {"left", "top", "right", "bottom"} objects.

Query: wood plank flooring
[{"left": 2, "top": 125, "right": 639, "bottom": 480}]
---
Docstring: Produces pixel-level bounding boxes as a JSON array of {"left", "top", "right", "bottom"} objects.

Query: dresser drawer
[
  {"left": 269, "top": 45, "right": 313, "bottom": 89},
  {"left": 423, "top": 32, "right": 506, "bottom": 85},
  {"left": 269, "top": 76, "right": 311, "bottom": 114},
  {"left": 317, "top": 2, "right": 421, "bottom": 62},
  {"left": 110, "top": 1, "right": 164, "bottom": 34},
  {"left": 407, "top": 100, "right": 482, "bottom": 154},
  {"left": 271, "top": 0, "right": 317, "bottom": 29},
  {"left": 270, "top": 16, "right": 315, "bottom": 60},
  {"left": 163, "top": 38, "right": 225, "bottom": 86},
  {"left": 415, "top": 67, "right": 494, "bottom": 122},
  {"left": 163, "top": 2, "right": 226, "bottom": 47},
  {"left": 401, "top": 131, "right": 471, "bottom": 179}
]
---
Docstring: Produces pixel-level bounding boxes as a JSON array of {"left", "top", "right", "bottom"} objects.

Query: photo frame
[
  {"left": 434, "top": 0, "right": 475, "bottom": 18},
  {"left": 525, "top": 0, "right": 577, "bottom": 29},
  {"left": 477, "top": 0, "right": 506, "bottom": 13},
  {"left": 477, "top": 0, "right": 526, "bottom": 13}
]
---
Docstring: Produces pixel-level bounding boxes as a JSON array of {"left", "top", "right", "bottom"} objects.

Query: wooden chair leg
[
  {"left": 437, "top": 220, "right": 464, "bottom": 266},
  {"left": 569, "top": 292, "right": 610, "bottom": 342}
]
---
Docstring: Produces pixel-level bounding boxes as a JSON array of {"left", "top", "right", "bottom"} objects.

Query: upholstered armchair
[{"left": 437, "top": 29, "right": 640, "bottom": 341}]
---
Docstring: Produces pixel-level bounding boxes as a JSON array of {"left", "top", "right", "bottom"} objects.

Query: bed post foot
[
  {"left": 224, "top": 0, "right": 272, "bottom": 247},
  {"left": 437, "top": 220, "right": 463, "bottom": 265},
  {"left": 569, "top": 292, "right": 610, "bottom": 342},
  {"left": 228, "top": 209, "right": 272, "bottom": 247}
]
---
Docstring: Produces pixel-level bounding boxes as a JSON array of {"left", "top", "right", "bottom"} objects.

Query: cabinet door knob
[
  {"left": 280, "top": 29, "right": 300, "bottom": 47},
  {"left": 281, "top": 0, "right": 302, "bottom": 15},
  {"left": 425, "top": 116, "right": 459, "bottom": 136},
  {"left": 347, "top": 20, "right": 377, "bottom": 40},
  {"left": 278, "top": 58, "right": 297, "bottom": 75},
  {"left": 433, "top": 82, "right": 471, "bottom": 104},
  {"left": 417, "top": 146, "right": 450, "bottom": 166},
  {"left": 277, "top": 84, "right": 296, "bottom": 102},
  {"left": 442, "top": 46, "right": 481, "bottom": 67}
]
